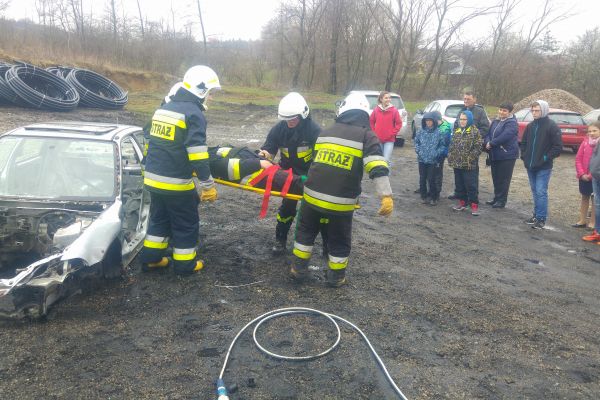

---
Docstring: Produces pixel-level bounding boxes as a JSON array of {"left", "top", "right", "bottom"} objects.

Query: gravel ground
[{"left": 0, "top": 105, "right": 598, "bottom": 399}]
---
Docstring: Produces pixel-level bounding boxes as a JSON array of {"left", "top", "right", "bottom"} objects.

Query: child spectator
[
  {"left": 582, "top": 122, "right": 600, "bottom": 243},
  {"left": 574, "top": 123, "right": 599, "bottom": 229},
  {"left": 448, "top": 110, "right": 483, "bottom": 215},
  {"left": 415, "top": 112, "right": 446, "bottom": 205},
  {"left": 432, "top": 111, "right": 452, "bottom": 199}
]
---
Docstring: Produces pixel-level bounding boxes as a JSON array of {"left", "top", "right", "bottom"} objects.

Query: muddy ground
[{"left": 0, "top": 105, "right": 599, "bottom": 399}]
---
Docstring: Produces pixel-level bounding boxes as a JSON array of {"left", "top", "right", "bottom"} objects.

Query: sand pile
[{"left": 513, "top": 89, "right": 593, "bottom": 114}]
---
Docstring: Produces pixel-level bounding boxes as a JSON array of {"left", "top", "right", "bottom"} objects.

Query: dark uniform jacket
[
  {"left": 303, "top": 110, "right": 389, "bottom": 215},
  {"left": 208, "top": 146, "right": 304, "bottom": 194},
  {"left": 261, "top": 117, "right": 321, "bottom": 175},
  {"left": 144, "top": 90, "right": 212, "bottom": 194},
  {"left": 520, "top": 116, "right": 562, "bottom": 171}
]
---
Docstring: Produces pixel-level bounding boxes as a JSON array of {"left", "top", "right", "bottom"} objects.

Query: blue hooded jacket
[{"left": 415, "top": 111, "right": 445, "bottom": 164}]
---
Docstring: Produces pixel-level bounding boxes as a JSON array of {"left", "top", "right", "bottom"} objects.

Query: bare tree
[
  {"left": 418, "top": 0, "right": 497, "bottom": 97},
  {"left": 196, "top": 0, "right": 207, "bottom": 54},
  {"left": 370, "top": 0, "right": 406, "bottom": 91},
  {"left": 136, "top": 0, "right": 145, "bottom": 38},
  {"left": 521, "top": 0, "right": 571, "bottom": 56},
  {"left": 106, "top": 0, "right": 118, "bottom": 42}
]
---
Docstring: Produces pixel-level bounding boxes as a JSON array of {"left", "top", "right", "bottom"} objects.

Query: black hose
[
  {"left": 66, "top": 68, "right": 128, "bottom": 109},
  {"left": 0, "top": 63, "right": 24, "bottom": 106},
  {"left": 4, "top": 64, "right": 80, "bottom": 111},
  {"left": 46, "top": 66, "right": 73, "bottom": 78}
]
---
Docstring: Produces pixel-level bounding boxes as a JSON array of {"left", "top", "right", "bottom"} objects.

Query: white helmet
[
  {"left": 182, "top": 65, "right": 221, "bottom": 100},
  {"left": 164, "top": 82, "right": 182, "bottom": 103},
  {"left": 337, "top": 92, "right": 370, "bottom": 116},
  {"left": 278, "top": 92, "right": 309, "bottom": 120}
]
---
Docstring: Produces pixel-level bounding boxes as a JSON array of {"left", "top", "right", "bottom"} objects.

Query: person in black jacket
[
  {"left": 258, "top": 92, "right": 321, "bottom": 255},
  {"left": 520, "top": 100, "right": 563, "bottom": 229},
  {"left": 290, "top": 93, "right": 393, "bottom": 287},
  {"left": 140, "top": 65, "right": 220, "bottom": 275},
  {"left": 484, "top": 102, "right": 519, "bottom": 208}
]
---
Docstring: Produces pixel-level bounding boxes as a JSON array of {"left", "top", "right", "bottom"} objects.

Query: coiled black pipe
[
  {"left": 66, "top": 68, "right": 128, "bottom": 109},
  {"left": 46, "top": 66, "right": 73, "bottom": 78},
  {"left": 5, "top": 64, "right": 79, "bottom": 111},
  {"left": 0, "top": 63, "right": 16, "bottom": 104}
]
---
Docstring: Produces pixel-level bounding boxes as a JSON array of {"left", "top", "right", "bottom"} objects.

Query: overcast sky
[{"left": 4, "top": 0, "right": 600, "bottom": 45}]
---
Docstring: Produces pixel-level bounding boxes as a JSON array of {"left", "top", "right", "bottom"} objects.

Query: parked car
[
  {"left": 514, "top": 108, "right": 587, "bottom": 153},
  {"left": 411, "top": 99, "right": 464, "bottom": 138},
  {"left": 583, "top": 108, "right": 600, "bottom": 124},
  {"left": 0, "top": 122, "right": 150, "bottom": 318},
  {"left": 337, "top": 90, "right": 409, "bottom": 147}
]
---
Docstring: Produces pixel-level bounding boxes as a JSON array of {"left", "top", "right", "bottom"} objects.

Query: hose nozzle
[{"left": 216, "top": 378, "right": 229, "bottom": 400}]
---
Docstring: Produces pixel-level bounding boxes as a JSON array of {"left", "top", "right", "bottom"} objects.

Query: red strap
[
  {"left": 280, "top": 168, "right": 293, "bottom": 197},
  {"left": 248, "top": 164, "right": 280, "bottom": 219}
]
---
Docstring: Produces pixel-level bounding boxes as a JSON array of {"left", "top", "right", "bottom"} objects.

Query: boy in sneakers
[
  {"left": 520, "top": 100, "right": 562, "bottom": 229},
  {"left": 414, "top": 112, "right": 446, "bottom": 205},
  {"left": 447, "top": 110, "right": 482, "bottom": 215}
]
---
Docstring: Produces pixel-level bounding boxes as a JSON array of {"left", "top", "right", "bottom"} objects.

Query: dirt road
[{"left": 0, "top": 106, "right": 598, "bottom": 399}]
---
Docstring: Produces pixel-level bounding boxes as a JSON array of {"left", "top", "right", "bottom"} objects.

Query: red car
[{"left": 514, "top": 108, "right": 588, "bottom": 153}]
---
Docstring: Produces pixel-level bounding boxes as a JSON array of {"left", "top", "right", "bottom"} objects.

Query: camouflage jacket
[{"left": 447, "top": 125, "right": 482, "bottom": 170}]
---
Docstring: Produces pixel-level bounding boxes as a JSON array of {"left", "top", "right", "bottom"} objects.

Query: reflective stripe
[
  {"left": 304, "top": 192, "right": 356, "bottom": 212},
  {"left": 240, "top": 170, "right": 263, "bottom": 184},
  {"left": 293, "top": 242, "right": 313, "bottom": 259},
  {"left": 363, "top": 155, "right": 386, "bottom": 165},
  {"left": 217, "top": 147, "right": 232, "bottom": 157},
  {"left": 280, "top": 147, "right": 289, "bottom": 157},
  {"left": 189, "top": 152, "right": 209, "bottom": 161},
  {"left": 364, "top": 160, "right": 388, "bottom": 173},
  {"left": 228, "top": 159, "right": 241, "bottom": 180},
  {"left": 187, "top": 145, "right": 208, "bottom": 153},
  {"left": 328, "top": 255, "right": 348, "bottom": 270},
  {"left": 153, "top": 109, "right": 187, "bottom": 128},
  {"left": 297, "top": 146, "right": 312, "bottom": 160},
  {"left": 316, "top": 136, "right": 363, "bottom": 150},
  {"left": 144, "top": 171, "right": 194, "bottom": 191},
  {"left": 173, "top": 247, "right": 196, "bottom": 261},
  {"left": 304, "top": 187, "right": 356, "bottom": 207},
  {"left": 315, "top": 142, "right": 363, "bottom": 158},
  {"left": 319, "top": 218, "right": 329, "bottom": 224},
  {"left": 144, "top": 235, "right": 169, "bottom": 249},
  {"left": 277, "top": 213, "right": 294, "bottom": 223}
]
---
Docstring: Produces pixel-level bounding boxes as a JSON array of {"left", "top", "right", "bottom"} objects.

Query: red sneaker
[
  {"left": 470, "top": 203, "right": 479, "bottom": 216},
  {"left": 583, "top": 230, "right": 600, "bottom": 242},
  {"left": 453, "top": 200, "right": 466, "bottom": 211}
]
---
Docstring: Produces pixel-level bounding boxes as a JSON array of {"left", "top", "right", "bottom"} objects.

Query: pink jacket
[
  {"left": 575, "top": 137, "right": 597, "bottom": 179},
  {"left": 369, "top": 105, "right": 402, "bottom": 143}
]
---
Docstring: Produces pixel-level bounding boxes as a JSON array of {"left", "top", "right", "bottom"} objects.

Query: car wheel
[{"left": 395, "top": 138, "right": 405, "bottom": 147}]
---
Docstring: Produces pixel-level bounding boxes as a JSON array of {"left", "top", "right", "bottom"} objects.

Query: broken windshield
[{"left": 0, "top": 136, "right": 116, "bottom": 199}]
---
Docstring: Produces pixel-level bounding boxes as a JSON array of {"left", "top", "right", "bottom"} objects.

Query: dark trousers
[
  {"left": 490, "top": 158, "right": 516, "bottom": 204},
  {"left": 275, "top": 198, "right": 298, "bottom": 241},
  {"left": 454, "top": 167, "right": 479, "bottom": 204},
  {"left": 294, "top": 202, "right": 352, "bottom": 270},
  {"left": 434, "top": 157, "right": 445, "bottom": 196},
  {"left": 419, "top": 161, "right": 443, "bottom": 200},
  {"left": 140, "top": 191, "right": 199, "bottom": 273}
]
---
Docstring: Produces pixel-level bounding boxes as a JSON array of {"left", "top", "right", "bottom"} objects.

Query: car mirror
[{"left": 335, "top": 100, "right": 342, "bottom": 108}]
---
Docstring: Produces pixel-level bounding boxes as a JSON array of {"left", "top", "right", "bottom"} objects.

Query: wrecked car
[{"left": 0, "top": 122, "right": 149, "bottom": 318}]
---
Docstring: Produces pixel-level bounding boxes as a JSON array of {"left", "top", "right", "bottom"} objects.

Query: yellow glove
[
  {"left": 200, "top": 187, "right": 218, "bottom": 202},
  {"left": 378, "top": 196, "right": 393, "bottom": 216}
]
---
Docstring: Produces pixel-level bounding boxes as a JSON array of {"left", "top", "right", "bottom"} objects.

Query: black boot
[
  {"left": 272, "top": 240, "right": 287, "bottom": 255},
  {"left": 325, "top": 269, "right": 347, "bottom": 288},
  {"left": 290, "top": 258, "right": 310, "bottom": 281}
]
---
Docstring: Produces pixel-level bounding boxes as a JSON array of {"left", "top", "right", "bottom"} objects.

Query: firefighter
[
  {"left": 139, "top": 65, "right": 220, "bottom": 275},
  {"left": 258, "top": 92, "right": 321, "bottom": 255},
  {"left": 291, "top": 92, "right": 394, "bottom": 287}
]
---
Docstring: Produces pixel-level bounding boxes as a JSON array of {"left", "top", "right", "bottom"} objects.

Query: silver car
[
  {"left": 0, "top": 122, "right": 149, "bottom": 318},
  {"left": 343, "top": 90, "right": 410, "bottom": 147},
  {"left": 583, "top": 109, "right": 600, "bottom": 124},
  {"left": 411, "top": 99, "right": 464, "bottom": 138}
]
